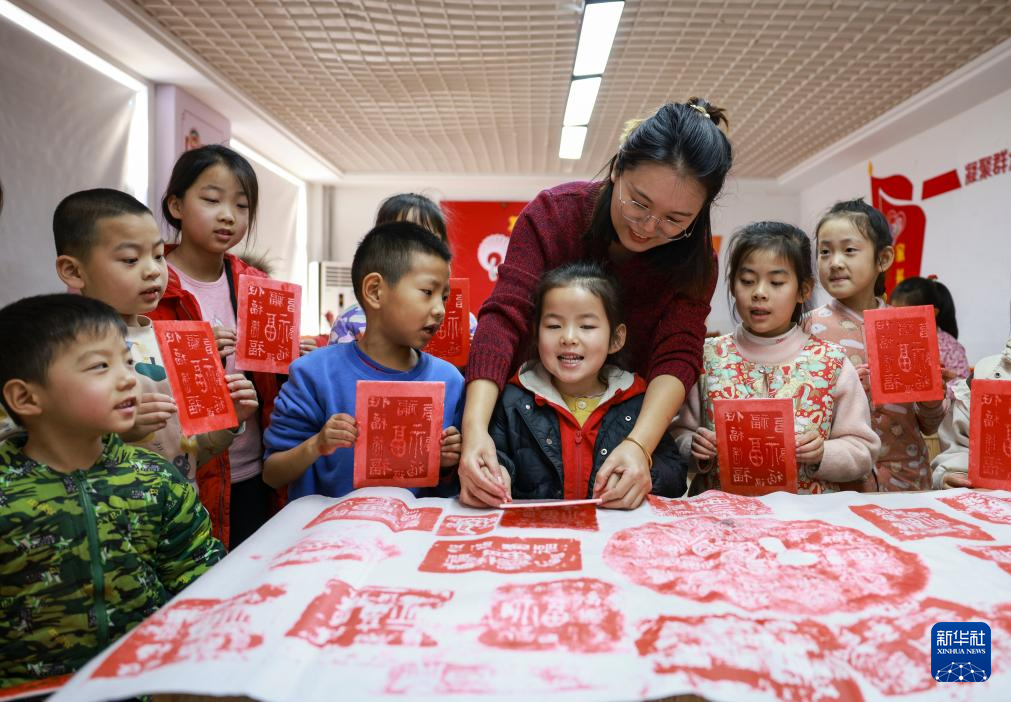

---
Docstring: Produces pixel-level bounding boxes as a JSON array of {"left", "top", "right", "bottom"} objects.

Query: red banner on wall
[{"left": 440, "top": 201, "right": 528, "bottom": 312}]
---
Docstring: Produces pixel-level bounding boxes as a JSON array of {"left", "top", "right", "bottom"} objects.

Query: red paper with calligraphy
[
  {"left": 713, "top": 398, "right": 797, "bottom": 495},
  {"left": 424, "top": 278, "right": 469, "bottom": 366},
  {"left": 968, "top": 378, "right": 1011, "bottom": 490},
  {"left": 863, "top": 305, "right": 943, "bottom": 405},
  {"left": 152, "top": 320, "right": 237, "bottom": 435},
  {"left": 354, "top": 381, "right": 444, "bottom": 489},
  {"left": 418, "top": 537, "right": 582, "bottom": 574},
  {"left": 304, "top": 496, "right": 441, "bottom": 533},
  {"left": 235, "top": 274, "right": 301, "bottom": 373}
]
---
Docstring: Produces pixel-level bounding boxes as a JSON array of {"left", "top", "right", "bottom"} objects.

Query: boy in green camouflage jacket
[{"left": 0, "top": 294, "right": 225, "bottom": 688}]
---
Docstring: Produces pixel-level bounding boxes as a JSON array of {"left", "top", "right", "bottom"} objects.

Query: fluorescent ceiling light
[
  {"left": 559, "top": 126, "right": 588, "bottom": 160},
  {"left": 231, "top": 139, "right": 304, "bottom": 188},
  {"left": 563, "top": 76, "right": 602, "bottom": 126},
  {"left": 573, "top": 1, "right": 624, "bottom": 77}
]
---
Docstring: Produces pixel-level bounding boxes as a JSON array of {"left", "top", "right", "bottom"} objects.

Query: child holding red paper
[
  {"left": 263, "top": 222, "right": 465, "bottom": 499},
  {"left": 671, "top": 222, "right": 878, "bottom": 494},
  {"left": 151, "top": 146, "right": 284, "bottom": 547},
  {"left": 52, "top": 189, "right": 258, "bottom": 486},
  {"left": 485, "top": 262, "right": 687, "bottom": 507},
  {"left": 809, "top": 199, "right": 947, "bottom": 491}
]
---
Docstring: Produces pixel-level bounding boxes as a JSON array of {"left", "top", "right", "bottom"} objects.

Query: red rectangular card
[
  {"left": 152, "top": 320, "right": 238, "bottom": 435},
  {"left": 863, "top": 305, "right": 943, "bottom": 405},
  {"left": 235, "top": 274, "right": 301, "bottom": 374},
  {"left": 713, "top": 398, "right": 797, "bottom": 496},
  {"left": 423, "top": 278, "right": 470, "bottom": 366},
  {"left": 353, "top": 381, "right": 445, "bottom": 489},
  {"left": 969, "top": 379, "right": 1011, "bottom": 490}
]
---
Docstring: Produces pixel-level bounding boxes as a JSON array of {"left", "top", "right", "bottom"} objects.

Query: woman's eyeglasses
[{"left": 617, "top": 178, "right": 696, "bottom": 241}]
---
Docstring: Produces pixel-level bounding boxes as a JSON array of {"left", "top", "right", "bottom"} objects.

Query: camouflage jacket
[{"left": 0, "top": 434, "right": 225, "bottom": 687}]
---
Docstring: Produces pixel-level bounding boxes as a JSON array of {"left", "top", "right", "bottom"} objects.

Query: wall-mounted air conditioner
[{"left": 307, "top": 260, "right": 355, "bottom": 335}]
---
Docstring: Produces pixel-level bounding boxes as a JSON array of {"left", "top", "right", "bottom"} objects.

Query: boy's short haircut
[
  {"left": 0, "top": 294, "right": 127, "bottom": 417},
  {"left": 351, "top": 221, "right": 452, "bottom": 307},
  {"left": 53, "top": 188, "right": 153, "bottom": 260}
]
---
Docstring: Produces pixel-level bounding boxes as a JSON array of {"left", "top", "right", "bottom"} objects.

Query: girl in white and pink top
[{"left": 672, "top": 221, "right": 879, "bottom": 494}]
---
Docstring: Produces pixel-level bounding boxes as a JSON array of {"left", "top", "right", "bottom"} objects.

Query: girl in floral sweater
[{"left": 672, "top": 222, "right": 879, "bottom": 494}]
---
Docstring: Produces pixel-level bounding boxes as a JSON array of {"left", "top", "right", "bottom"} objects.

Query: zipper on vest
[{"left": 74, "top": 472, "right": 109, "bottom": 648}]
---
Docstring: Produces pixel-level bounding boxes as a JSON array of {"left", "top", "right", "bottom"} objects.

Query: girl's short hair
[
  {"left": 725, "top": 221, "right": 814, "bottom": 325},
  {"left": 375, "top": 193, "right": 448, "bottom": 243},
  {"left": 891, "top": 276, "right": 960, "bottom": 338},
  {"left": 815, "top": 198, "right": 892, "bottom": 297},
  {"left": 530, "top": 261, "right": 627, "bottom": 369},
  {"left": 161, "top": 145, "right": 259, "bottom": 237},
  {"left": 583, "top": 98, "right": 733, "bottom": 299}
]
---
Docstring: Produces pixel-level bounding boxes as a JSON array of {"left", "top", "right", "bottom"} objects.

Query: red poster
[
  {"left": 354, "top": 381, "right": 445, "bottom": 489},
  {"left": 304, "top": 496, "right": 441, "bottom": 533},
  {"left": 713, "top": 398, "right": 797, "bottom": 496},
  {"left": 152, "top": 320, "right": 237, "bottom": 435},
  {"left": 418, "top": 537, "right": 582, "bottom": 574},
  {"left": 968, "top": 378, "right": 1011, "bottom": 490},
  {"left": 235, "top": 274, "right": 301, "bottom": 373},
  {"left": 869, "top": 168, "right": 926, "bottom": 293},
  {"left": 863, "top": 305, "right": 943, "bottom": 405},
  {"left": 424, "top": 278, "right": 470, "bottom": 366},
  {"left": 850, "top": 504, "right": 994, "bottom": 541},
  {"left": 440, "top": 200, "right": 528, "bottom": 310}
]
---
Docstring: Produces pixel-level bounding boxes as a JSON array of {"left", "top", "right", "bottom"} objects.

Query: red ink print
[
  {"left": 713, "top": 398, "right": 798, "bottom": 495},
  {"left": 354, "top": 382, "right": 445, "bottom": 489},
  {"left": 636, "top": 614, "right": 861, "bottom": 702},
  {"left": 91, "top": 584, "right": 284, "bottom": 677},
  {"left": 850, "top": 504, "right": 994, "bottom": 541},
  {"left": 287, "top": 579, "right": 452, "bottom": 647},
  {"left": 499, "top": 503, "right": 599, "bottom": 531},
  {"left": 604, "top": 517, "right": 926, "bottom": 614},
  {"left": 305, "top": 496, "right": 441, "bottom": 533},
  {"left": 152, "top": 320, "right": 238, "bottom": 435},
  {"left": 479, "top": 578, "right": 622, "bottom": 652},
  {"left": 384, "top": 660, "right": 589, "bottom": 695},
  {"left": 436, "top": 513, "right": 500, "bottom": 536},
  {"left": 938, "top": 491, "right": 1011, "bottom": 525},
  {"left": 968, "top": 379, "right": 1011, "bottom": 489},
  {"left": 961, "top": 545, "right": 1011, "bottom": 575},
  {"left": 419, "top": 537, "right": 581, "bottom": 574},
  {"left": 423, "top": 278, "right": 470, "bottom": 366},
  {"left": 235, "top": 274, "right": 301, "bottom": 374},
  {"left": 270, "top": 533, "right": 400, "bottom": 568},
  {"left": 863, "top": 305, "right": 944, "bottom": 405},
  {"left": 647, "top": 492, "right": 773, "bottom": 519}
]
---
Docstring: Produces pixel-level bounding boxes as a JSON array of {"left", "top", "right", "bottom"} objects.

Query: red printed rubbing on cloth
[
  {"left": 418, "top": 537, "right": 581, "bottom": 574},
  {"left": 647, "top": 492, "right": 773, "bottom": 519},
  {"left": 479, "top": 578, "right": 623, "bottom": 653},
  {"left": 235, "top": 274, "right": 301, "bottom": 374},
  {"left": 91, "top": 584, "right": 284, "bottom": 677},
  {"left": 636, "top": 613, "right": 861, "bottom": 702},
  {"left": 938, "top": 491, "right": 1011, "bottom": 525},
  {"left": 850, "top": 504, "right": 994, "bottom": 541},
  {"left": 423, "top": 277, "right": 470, "bottom": 366},
  {"left": 286, "top": 578, "right": 452, "bottom": 648},
  {"left": 153, "top": 320, "right": 237, "bottom": 435},
  {"left": 436, "top": 513, "right": 500, "bottom": 536},
  {"left": 960, "top": 545, "right": 1011, "bottom": 576},
  {"left": 499, "top": 503, "right": 599, "bottom": 531},
  {"left": 304, "top": 496, "right": 441, "bottom": 533},
  {"left": 863, "top": 305, "right": 943, "bottom": 405},
  {"left": 354, "top": 381, "right": 445, "bottom": 489},
  {"left": 383, "top": 660, "right": 590, "bottom": 696},
  {"left": 713, "top": 398, "right": 797, "bottom": 496},
  {"left": 603, "top": 516, "right": 927, "bottom": 615},
  {"left": 269, "top": 533, "right": 400, "bottom": 569},
  {"left": 968, "top": 378, "right": 1011, "bottom": 490}
]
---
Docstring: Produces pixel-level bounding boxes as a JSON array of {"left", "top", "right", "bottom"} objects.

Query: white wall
[{"left": 798, "top": 86, "right": 1011, "bottom": 363}]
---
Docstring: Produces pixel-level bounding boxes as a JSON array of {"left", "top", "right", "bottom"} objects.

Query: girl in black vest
[{"left": 489, "top": 262, "right": 687, "bottom": 506}]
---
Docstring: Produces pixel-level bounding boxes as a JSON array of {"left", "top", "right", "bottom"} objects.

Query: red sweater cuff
[
  {"left": 464, "top": 354, "right": 514, "bottom": 391},
  {"left": 651, "top": 360, "right": 700, "bottom": 394}
]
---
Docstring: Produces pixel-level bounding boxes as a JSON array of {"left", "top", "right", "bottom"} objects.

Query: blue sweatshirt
[{"left": 264, "top": 342, "right": 464, "bottom": 499}]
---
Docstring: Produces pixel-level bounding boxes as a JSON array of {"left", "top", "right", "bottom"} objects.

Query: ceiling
[{"left": 127, "top": 0, "right": 1011, "bottom": 178}]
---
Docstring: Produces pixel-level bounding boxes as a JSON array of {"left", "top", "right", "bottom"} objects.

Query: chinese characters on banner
[
  {"left": 353, "top": 381, "right": 445, "bottom": 489},
  {"left": 424, "top": 278, "right": 470, "bottom": 366},
  {"left": 714, "top": 398, "right": 797, "bottom": 496},
  {"left": 152, "top": 320, "right": 237, "bottom": 435},
  {"left": 863, "top": 305, "right": 943, "bottom": 405},
  {"left": 969, "top": 379, "right": 1011, "bottom": 490},
  {"left": 235, "top": 274, "right": 301, "bottom": 374}
]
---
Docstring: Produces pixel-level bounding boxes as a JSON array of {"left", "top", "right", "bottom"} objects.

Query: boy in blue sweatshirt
[{"left": 263, "top": 222, "right": 464, "bottom": 498}]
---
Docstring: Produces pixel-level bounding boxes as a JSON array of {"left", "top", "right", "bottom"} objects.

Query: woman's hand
[
  {"left": 458, "top": 428, "right": 509, "bottom": 507},
  {"left": 592, "top": 440, "right": 652, "bottom": 510},
  {"left": 690, "top": 427, "right": 718, "bottom": 462}
]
